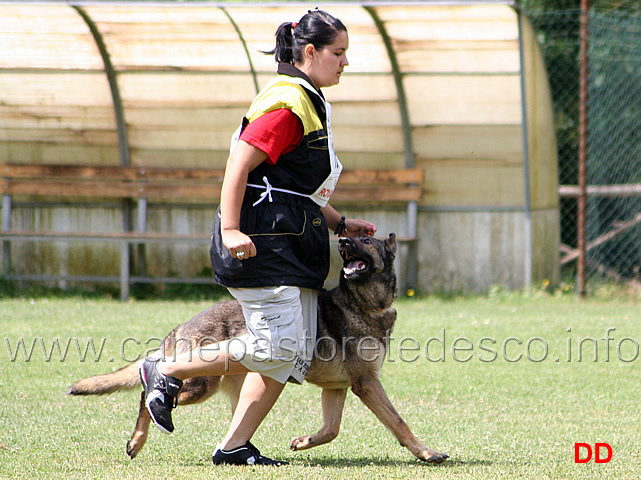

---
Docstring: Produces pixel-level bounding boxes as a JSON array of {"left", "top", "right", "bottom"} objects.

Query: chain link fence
[{"left": 523, "top": 5, "right": 641, "bottom": 293}]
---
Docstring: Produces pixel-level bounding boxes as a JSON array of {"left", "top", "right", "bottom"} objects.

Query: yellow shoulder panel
[{"left": 245, "top": 79, "right": 323, "bottom": 135}]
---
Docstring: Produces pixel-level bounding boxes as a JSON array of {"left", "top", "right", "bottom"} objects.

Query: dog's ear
[{"left": 385, "top": 233, "right": 397, "bottom": 257}]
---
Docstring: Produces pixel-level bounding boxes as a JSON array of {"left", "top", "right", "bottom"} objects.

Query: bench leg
[
  {"left": 405, "top": 201, "right": 418, "bottom": 291},
  {"left": 2, "top": 194, "right": 11, "bottom": 276},
  {"left": 137, "top": 197, "right": 147, "bottom": 277},
  {"left": 2, "top": 240, "right": 8, "bottom": 276},
  {"left": 120, "top": 240, "right": 129, "bottom": 301}
]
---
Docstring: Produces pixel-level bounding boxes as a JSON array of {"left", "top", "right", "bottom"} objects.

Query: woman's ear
[{"left": 303, "top": 43, "right": 315, "bottom": 61}]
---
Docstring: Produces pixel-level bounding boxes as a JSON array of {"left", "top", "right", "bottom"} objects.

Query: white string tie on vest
[{"left": 252, "top": 176, "right": 274, "bottom": 206}]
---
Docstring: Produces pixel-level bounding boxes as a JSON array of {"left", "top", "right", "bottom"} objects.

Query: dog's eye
[{"left": 363, "top": 238, "right": 371, "bottom": 244}]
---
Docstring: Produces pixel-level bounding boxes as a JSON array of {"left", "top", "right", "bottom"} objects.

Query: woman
[{"left": 139, "top": 9, "right": 376, "bottom": 466}]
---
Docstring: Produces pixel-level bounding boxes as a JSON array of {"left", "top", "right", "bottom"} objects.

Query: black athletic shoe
[
  {"left": 139, "top": 356, "right": 183, "bottom": 434},
  {"left": 212, "top": 442, "right": 289, "bottom": 466}
]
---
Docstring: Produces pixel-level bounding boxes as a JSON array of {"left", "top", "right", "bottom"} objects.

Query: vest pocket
[{"left": 247, "top": 202, "right": 307, "bottom": 237}]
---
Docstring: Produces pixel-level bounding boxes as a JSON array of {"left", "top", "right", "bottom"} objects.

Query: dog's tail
[{"left": 68, "top": 360, "right": 142, "bottom": 396}]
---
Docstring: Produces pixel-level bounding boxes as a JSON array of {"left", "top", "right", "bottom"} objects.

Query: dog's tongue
[{"left": 343, "top": 260, "right": 366, "bottom": 276}]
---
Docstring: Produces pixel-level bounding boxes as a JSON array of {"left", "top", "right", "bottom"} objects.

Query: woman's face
[{"left": 302, "top": 30, "right": 349, "bottom": 88}]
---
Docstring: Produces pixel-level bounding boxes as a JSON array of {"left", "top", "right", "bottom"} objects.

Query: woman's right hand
[{"left": 222, "top": 228, "right": 257, "bottom": 261}]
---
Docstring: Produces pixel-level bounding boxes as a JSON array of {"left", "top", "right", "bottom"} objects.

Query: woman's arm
[
  {"left": 219, "top": 140, "right": 268, "bottom": 259},
  {"left": 321, "top": 203, "right": 377, "bottom": 237}
]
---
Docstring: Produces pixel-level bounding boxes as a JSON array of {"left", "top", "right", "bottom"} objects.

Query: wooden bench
[{"left": 1, "top": 163, "right": 423, "bottom": 299}]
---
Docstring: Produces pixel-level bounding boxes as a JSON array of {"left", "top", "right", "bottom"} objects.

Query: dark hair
[{"left": 266, "top": 9, "right": 347, "bottom": 64}]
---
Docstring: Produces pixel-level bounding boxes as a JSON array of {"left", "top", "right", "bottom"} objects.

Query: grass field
[{"left": 1, "top": 291, "right": 640, "bottom": 479}]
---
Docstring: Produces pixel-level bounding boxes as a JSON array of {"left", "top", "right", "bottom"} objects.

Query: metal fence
[{"left": 524, "top": 6, "right": 641, "bottom": 293}]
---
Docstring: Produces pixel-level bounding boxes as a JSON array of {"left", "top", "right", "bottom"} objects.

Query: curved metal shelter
[{"left": 0, "top": 1, "right": 559, "bottom": 293}]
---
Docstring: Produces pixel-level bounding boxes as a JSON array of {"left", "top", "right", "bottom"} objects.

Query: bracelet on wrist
[{"left": 334, "top": 216, "right": 347, "bottom": 236}]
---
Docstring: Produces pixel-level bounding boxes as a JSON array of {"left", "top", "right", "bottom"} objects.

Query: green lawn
[{"left": 1, "top": 293, "right": 640, "bottom": 479}]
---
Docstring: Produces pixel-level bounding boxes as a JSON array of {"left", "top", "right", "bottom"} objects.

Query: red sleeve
[{"left": 239, "top": 108, "right": 303, "bottom": 165}]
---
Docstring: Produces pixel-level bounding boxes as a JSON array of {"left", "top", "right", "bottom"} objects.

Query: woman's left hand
[{"left": 343, "top": 219, "right": 377, "bottom": 237}]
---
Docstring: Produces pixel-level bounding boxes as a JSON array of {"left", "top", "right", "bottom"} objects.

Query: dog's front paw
[
  {"left": 290, "top": 435, "right": 315, "bottom": 451},
  {"left": 126, "top": 440, "right": 141, "bottom": 459},
  {"left": 419, "top": 448, "right": 449, "bottom": 464}
]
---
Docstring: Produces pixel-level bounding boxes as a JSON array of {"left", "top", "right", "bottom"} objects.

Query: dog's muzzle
[{"left": 339, "top": 238, "right": 370, "bottom": 279}]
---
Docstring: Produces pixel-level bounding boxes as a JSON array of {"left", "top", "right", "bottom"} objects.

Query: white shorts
[{"left": 227, "top": 286, "right": 317, "bottom": 385}]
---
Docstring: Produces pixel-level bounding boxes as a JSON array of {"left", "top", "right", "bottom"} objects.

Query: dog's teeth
[{"left": 344, "top": 261, "right": 367, "bottom": 276}]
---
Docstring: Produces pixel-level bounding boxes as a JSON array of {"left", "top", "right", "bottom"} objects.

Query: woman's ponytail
[{"left": 265, "top": 22, "right": 296, "bottom": 64}]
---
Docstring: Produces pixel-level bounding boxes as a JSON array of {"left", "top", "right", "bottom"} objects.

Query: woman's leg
[
  {"left": 219, "top": 372, "right": 286, "bottom": 450},
  {"left": 159, "top": 338, "right": 249, "bottom": 379},
  {"left": 141, "top": 285, "right": 310, "bottom": 464},
  {"left": 209, "top": 372, "right": 288, "bottom": 465},
  {"left": 142, "top": 329, "right": 291, "bottom": 464}
]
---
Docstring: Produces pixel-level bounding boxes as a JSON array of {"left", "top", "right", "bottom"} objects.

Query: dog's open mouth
[{"left": 342, "top": 252, "right": 369, "bottom": 278}]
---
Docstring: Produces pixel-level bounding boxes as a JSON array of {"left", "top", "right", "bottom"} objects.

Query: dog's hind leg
[
  {"left": 220, "top": 374, "right": 244, "bottom": 415},
  {"left": 290, "top": 388, "right": 347, "bottom": 451},
  {"left": 176, "top": 376, "right": 221, "bottom": 405},
  {"left": 351, "top": 377, "right": 449, "bottom": 464},
  {"left": 126, "top": 391, "right": 152, "bottom": 459}
]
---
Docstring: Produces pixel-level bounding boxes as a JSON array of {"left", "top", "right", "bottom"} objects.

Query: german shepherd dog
[{"left": 69, "top": 234, "right": 448, "bottom": 464}]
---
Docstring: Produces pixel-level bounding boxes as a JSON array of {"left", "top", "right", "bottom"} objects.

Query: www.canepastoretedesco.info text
[{"left": 3, "top": 327, "right": 639, "bottom": 364}]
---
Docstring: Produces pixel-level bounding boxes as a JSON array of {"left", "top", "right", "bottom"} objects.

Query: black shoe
[
  {"left": 139, "top": 356, "right": 183, "bottom": 434},
  {"left": 212, "top": 442, "right": 289, "bottom": 466}
]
